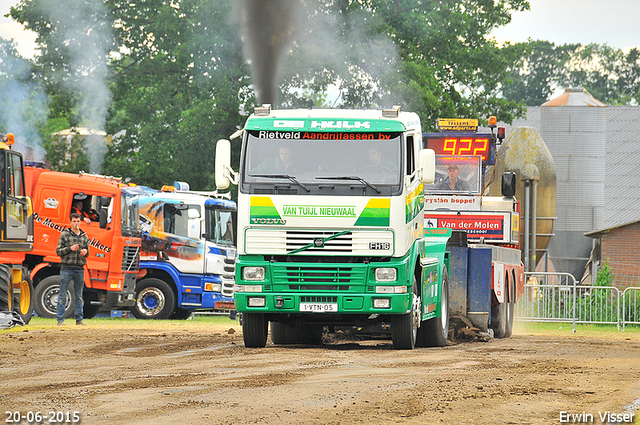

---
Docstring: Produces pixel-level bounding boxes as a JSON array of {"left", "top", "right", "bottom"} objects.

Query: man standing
[{"left": 56, "top": 212, "right": 90, "bottom": 325}]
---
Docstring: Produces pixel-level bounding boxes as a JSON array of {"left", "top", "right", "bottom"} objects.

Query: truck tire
[
  {"left": 132, "top": 278, "right": 176, "bottom": 320},
  {"left": 0, "top": 264, "right": 11, "bottom": 311},
  {"left": 391, "top": 281, "right": 420, "bottom": 350},
  {"left": 504, "top": 280, "right": 515, "bottom": 338},
  {"left": 34, "top": 275, "right": 74, "bottom": 319},
  {"left": 419, "top": 267, "right": 450, "bottom": 347},
  {"left": 491, "top": 275, "right": 514, "bottom": 338},
  {"left": 493, "top": 279, "right": 515, "bottom": 338},
  {"left": 243, "top": 313, "right": 268, "bottom": 348},
  {"left": 13, "top": 268, "right": 34, "bottom": 324}
]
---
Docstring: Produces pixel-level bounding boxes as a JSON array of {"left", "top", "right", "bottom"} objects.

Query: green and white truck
[{"left": 215, "top": 105, "right": 451, "bottom": 349}]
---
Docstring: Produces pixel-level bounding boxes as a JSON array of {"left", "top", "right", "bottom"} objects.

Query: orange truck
[{"left": 0, "top": 162, "right": 142, "bottom": 319}]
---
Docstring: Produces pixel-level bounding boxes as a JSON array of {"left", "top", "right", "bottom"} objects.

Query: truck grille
[
  {"left": 273, "top": 264, "right": 366, "bottom": 289},
  {"left": 222, "top": 278, "right": 235, "bottom": 297},
  {"left": 122, "top": 246, "right": 140, "bottom": 272},
  {"left": 287, "top": 230, "right": 352, "bottom": 252},
  {"left": 245, "top": 229, "right": 393, "bottom": 256}
]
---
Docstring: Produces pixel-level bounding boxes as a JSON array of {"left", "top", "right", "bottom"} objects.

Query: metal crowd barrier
[
  {"left": 623, "top": 287, "right": 640, "bottom": 331},
  {"left": 515, "top": 272, "right": 637, "bottom": 332}
]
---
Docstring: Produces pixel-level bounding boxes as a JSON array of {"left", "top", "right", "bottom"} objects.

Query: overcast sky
[
  {"left": 490, "top": 0, "right": 640, "bottom": 51},
  {"left": 1, "top": 0, "right": 639, "bottom": 59}
]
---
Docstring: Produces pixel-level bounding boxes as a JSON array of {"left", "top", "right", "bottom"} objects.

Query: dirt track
[{"left": 1, "top": 320, "right": 639, "bottom": 425}]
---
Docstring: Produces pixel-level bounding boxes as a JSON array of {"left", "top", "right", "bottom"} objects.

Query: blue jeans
[{"left": 56, "top": 268, "right": 85, "bottom": 322}]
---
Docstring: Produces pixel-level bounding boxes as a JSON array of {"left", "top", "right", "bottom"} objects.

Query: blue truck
[{"left": 132, "top": 184, "right": 237, "bottom": 319}]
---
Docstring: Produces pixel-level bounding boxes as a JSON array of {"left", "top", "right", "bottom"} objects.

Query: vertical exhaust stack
[{"left": 239, "top": 0, "right": 303, "bottom": 105}]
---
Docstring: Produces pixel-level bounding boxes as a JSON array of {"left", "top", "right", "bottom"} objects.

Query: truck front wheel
[
  {"left": 243, "top": 313, "right": 268, "bottom": 348},
  {"left": 419, "top": 267, "right": 450, "bottom": 347},
  {"left": 132, "top": 278, "right": 176, "bottom": 320},
  {"left": 391, "top": 282, "right": 419, "bottom": 350},
  {"left": 34, "top": 275, "right": 73, "bottom": 319}
]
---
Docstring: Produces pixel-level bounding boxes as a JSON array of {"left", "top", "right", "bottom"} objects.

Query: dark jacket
[{"left": 56, "top": 228, "right": 90, "bottom": 269}]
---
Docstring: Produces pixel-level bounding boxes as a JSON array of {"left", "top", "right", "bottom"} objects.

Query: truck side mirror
[
  {"left": 99, "top": 208, "right": 107, "bottom": 228},
  {"left": 215, "top": 139, "right": 231, "bottom": 190},
  {"left": 417, "top": 148, "right": 436, "bottom": 184},
  {"left": 187, "top": 209, "right": 201, "bottom": 240},
  {"left": 501, "top": 172, "right": 517, "bottom": 197}
]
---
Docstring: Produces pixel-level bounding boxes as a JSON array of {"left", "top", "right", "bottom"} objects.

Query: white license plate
[{"left": 299, "top": 303, "right": 338, "bottom": 313}]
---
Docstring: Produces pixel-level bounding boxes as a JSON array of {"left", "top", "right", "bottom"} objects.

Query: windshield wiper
[
  {"left": 316, "top": 176, "right": 380, "bottom": 193},
  {"left": 249, "top": 174, "right": 310, "bottom": 192}
]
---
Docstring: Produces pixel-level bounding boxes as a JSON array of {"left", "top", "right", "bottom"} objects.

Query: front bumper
[{"left": 234, "top": 254, "right": 413, "bottom": 316}]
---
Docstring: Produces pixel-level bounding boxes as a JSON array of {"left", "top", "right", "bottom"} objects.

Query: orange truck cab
[{"left": 0, "top": 162, "right": 143, "bottom": 319}]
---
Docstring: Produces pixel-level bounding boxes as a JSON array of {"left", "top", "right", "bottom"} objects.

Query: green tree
[
  {"left": 103, "top": 0, "right": 250, "bottom": 188},
  {"left": 563, "top": 44, "right": 640, "bottom": 105},
  {"left": 502, "top": 40, "right": 578, "bottom": 106}
]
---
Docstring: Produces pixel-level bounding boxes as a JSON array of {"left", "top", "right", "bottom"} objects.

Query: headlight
[
  {"left": 247, "top": 297, "right": 266, "bottom": 307},
  {"left": 373, "top": 298, "right": 391, "bottom": 308},
  {"left": 204, "top": 282, "right": 222, "bottom": 292},
  {"left": 375, "top": 268, "right": 397, "bottom": 282},
  {"left": 243, "top": 266, "right": 265, "bottom": 281}
]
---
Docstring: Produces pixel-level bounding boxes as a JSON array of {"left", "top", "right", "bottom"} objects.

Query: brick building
[{"left": 586, "top": 221, "right": 640, "bottom": 289}]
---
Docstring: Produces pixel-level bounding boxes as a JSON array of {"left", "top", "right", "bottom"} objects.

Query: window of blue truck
[
  {"left": 204, "top": 207, "right": 235, "bottom": 246},
  {"left": 240, "top": 130, "right": 404, "bottom": 196},
  {"left": 164, "top": 203, "right": 201, "bottom": 237}
]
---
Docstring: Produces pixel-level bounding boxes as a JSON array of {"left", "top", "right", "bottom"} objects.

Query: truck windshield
[
  {"left": 204, "top": 206, "right": 235, "bottom": 246},
  {"left": 424, "top": 155, "right": 482, "bottom": 195},
  {"left": 121, "top": 190, "right": 142, "bottom": 237},
  {"left": 241, "top": 131, "right": 403, "bottom": 195}
]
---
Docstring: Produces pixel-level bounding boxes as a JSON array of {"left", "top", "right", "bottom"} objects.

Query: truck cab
[
  {"left": 423, "top": 118, "right": 524, "bottom": 337},
  {"left": 216, "top": 105, "right": 450, "bottom": 349},
  {"left": 133, "top": 184, "right": 237, "bottom": 319},
  {"left": 0, "top": 163, "right": 142, "bottom": 319}
]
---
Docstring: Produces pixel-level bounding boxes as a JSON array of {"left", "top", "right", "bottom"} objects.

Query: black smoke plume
[{"left": 239, "top": 0, "right": 303, "bottom": 105}]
